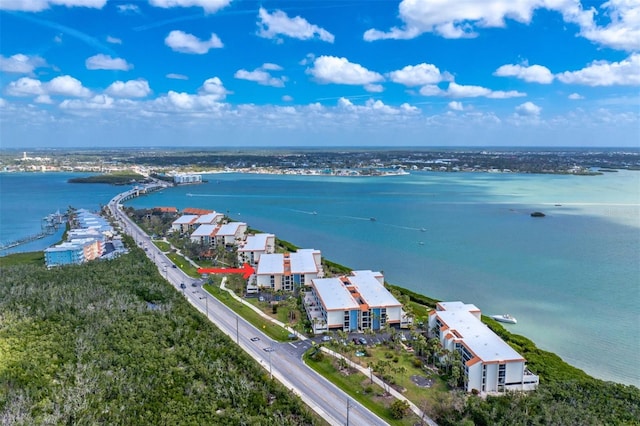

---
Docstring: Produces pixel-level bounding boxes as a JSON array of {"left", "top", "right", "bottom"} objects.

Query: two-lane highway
[{"left": 108, "top": 192, "right": 388, "bottom": 425}]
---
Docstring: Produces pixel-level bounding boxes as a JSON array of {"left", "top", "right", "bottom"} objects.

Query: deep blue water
[{"left": 1, "top": 170, "right": 638, "bottom": 386}]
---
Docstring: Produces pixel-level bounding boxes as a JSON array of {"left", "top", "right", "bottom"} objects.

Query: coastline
[
  {"left": 2, "top": 171, "right": 638, "bottom": 386},
  {"left": 114, "top": 181, "right": 616, "bottom": 387}
]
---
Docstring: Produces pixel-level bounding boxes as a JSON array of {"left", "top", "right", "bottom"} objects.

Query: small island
[
  {"left": 531, "top": 211, "right": 546, "bottom": 217},
  {"left": 68, "top": 172, "right": 146, "bottom": 185}
]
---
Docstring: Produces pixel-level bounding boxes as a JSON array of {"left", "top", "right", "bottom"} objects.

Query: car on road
[
  {"left": 358, "top": 337, "right": 368, "bottom": 345},
  {"left": 172, "top": 264, "right": 177, "bottom": 268},
  {"left": 287, "top": 333, "right": 298, "bottom": 340},
  {"left": 321, "top": 335, "right": 332, "bottom": 342},
  {"left": 263, "top": 347, "right": 275, "bottom": 352},
  {"left": 180, "top": 283, "right": 186, "bottom": 289},
  {"left": 191, "top": 282, "right": 197, "bottom": 287},
  {"left": 250, "top": 337, "right": 260, "bottom": 342}
]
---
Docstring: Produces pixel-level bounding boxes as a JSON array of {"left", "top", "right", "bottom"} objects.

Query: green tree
[{"left": 390, "top": 399, "right": 410, "bottom": 419}]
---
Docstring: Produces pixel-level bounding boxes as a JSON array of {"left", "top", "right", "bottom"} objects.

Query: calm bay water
[{"left": 1, "top": 170, "right": 638, "bottom": 386}]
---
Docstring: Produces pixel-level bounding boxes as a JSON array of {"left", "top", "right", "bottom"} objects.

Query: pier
[{"left": 0, "top": 211, "right": 66, "bottom": 251}]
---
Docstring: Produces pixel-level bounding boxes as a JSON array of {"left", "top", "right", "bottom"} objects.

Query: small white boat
[{"left": 491, "top": 314, "right": 517, "bottom": 324}]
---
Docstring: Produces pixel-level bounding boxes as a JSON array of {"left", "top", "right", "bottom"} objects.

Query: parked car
[
  {"left": 322, "top": 335, "right": 332, "bottom": 342},
  {"left": 358, "top": 337, "right": 368, "bottom": 345}
]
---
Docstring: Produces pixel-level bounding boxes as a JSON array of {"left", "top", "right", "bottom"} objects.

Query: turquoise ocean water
[{"left": 1, "top": 170, "right": 638, "bottom": 386}]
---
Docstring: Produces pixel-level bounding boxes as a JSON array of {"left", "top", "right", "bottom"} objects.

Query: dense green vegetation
[
  {"left": 0, "top": 251, "right": 44, "bottom": 267},
  {"left": 0, "top": 245, "right": 316, "bottom": 425},
  {"left": 68, "top": 171, "right": 146, "bottom": 185}
]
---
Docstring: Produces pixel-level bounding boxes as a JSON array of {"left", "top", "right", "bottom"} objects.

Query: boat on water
[
  {"left": 491, "top": 314, "right": 517, "bottom": 324},
  {"left": 420, "top": 227, "right": 427, "bottom": 232},
  {"left": 370, "top": 217, "right": 376, "bottom": 221}
]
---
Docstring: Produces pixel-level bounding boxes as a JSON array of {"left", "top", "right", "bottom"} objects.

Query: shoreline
[{"left": 116, "top": 181, "right": 629, "bottom": 388}]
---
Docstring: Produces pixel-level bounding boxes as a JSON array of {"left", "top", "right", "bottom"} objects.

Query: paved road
[{"left": 108, "top": 191, "right": 388, "bottom": 426}]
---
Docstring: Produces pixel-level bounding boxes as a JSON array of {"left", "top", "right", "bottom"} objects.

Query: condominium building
[
  {"left": 171, "top": 215, "right": 199, "bottom": 233},
  {"left": 173, "top": 174, "right": 202, "bottom": 184},
  {"left": 304, "top": 270, "right": 404, "bottom": 334},
  {"left": 428, "top": 301, "right": 539, "bottom": 393},
  {"left": 237, "top": 233, "right": 275, "bottom": 266},
  {"left": 253, "top": 249, "right": 323, "bottom": 292}
]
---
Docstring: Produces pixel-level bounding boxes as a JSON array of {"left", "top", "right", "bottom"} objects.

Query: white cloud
[
  {"left": 337, "top": 98, "right": 420, "bottom": 116},
  {"left": 0, "top": 0, "right": 107, "bottom": 12},
  {"left": 198, "top": 77, "right": 229, "bottom": 100},
  {"left": 257, "top": 7, "right": 335, "bottom": 43},
  {"left": 60, "top": 94, "right": 115, "bottom": 110},
  {"left": 282, "top": 95, "right": 293, "bottom": 102},
  {"left": 85, "top": 54, "right": 132, "bottom": 71},
  {"left": 166, "top": 73, "right": 189, "bottom": 80},
  {"left": 363, "top": 0, "right": 596, "bottom": 43},
  {"left": 262, "top": 63, "right": 283, "bottom": 71},
  {"left": 165, "top": 30, "right": 223, "bottom": 54},
  {"left": 116, "top": 4, "right": 139, "bottom": 13},
  {"left": 515, "top": 101, "right": 542, "bottom": 116},
  {"left": 47, "top": 75, "right": 91, "bottom": 97},
  {"left": 494, "top": 63, "right": 554, "bottom": 84},
  {"left": 0, "top": 54, "right": 47, "bottom": 74},
  {"left": 235, "top": 66, "right": 287, "bottom": 87},
  {"left": 448, "top": 101, "right": 464, "bottom": 111},
  {"left": 106, "top": 36, "right": 122, "bottom": 44},
  {"left": 149, "top": 0, "right": 231, "bottom": 13},
  {"left": 580, "top": 0, "right": 640, "bottom": 51},
  {"left": 568, "top": 93, "right": 584, "bottom": 100},
  {"left": 364, "top": 84, "right": 384, "bottom": 93},
  {"left": 5, "top": 75, "right": 91, "bottom": 99},
  {"left": 389, "top": 63, "right": 452, "bottom": 86},
  {"left": 5, "top": 77, "right": 44, "bottom": 96},
  {"left": 307, "top": 56, "right": 384, "bottom": 88},
  {"left": 106, "top": 79, "right": 151, "bottom": 98},
  {"left": 35, "top": 95, "right": 53, "bottom": 104},
  {"left": 419, "top": 82, "right": 526, "bottom": 99},
  {"left": 557, "top": 54, "right": 640, "bottom": 86}
]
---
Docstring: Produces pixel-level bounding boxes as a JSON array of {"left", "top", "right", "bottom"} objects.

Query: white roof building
[
  {"left": 254, "top": 249, "right": 323, "bottom": 292},
  {"left": 304, "top": 270, "right": 404, "bottom": 334},
  {"left": 429, "top": 301, "right": 539, "bottom": 393},
  {"left": 195, "top": 212, "right": 224, "bottom": 225},
  {"left": 171, "top": 215, "right": 199, "bottom": 233},
  {"left": 238, "top": 233, "right": 275, "bottom": 267}
]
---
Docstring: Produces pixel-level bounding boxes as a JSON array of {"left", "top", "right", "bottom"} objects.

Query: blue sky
[{"left": 1, "top": 0, "right": 638, "bottom": 148}]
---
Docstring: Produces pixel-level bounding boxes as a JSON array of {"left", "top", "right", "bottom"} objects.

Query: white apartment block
[
  {"left": 195, "top": 212, "right": 224, "bottom": 225},
  {"left": 304, "top": 270, "right": 404, "bottom": 334},
  {"left": 190, "top": 222, "right": 248, "bottom": 247},
  {"left": 173, "top": 173, "right": 202, "bottom": 184},
  {"left": 237, "top": 233, "right": 275, "bottom": 266},
  {"left": 428, "top": 301, "right": 539, "bottom": 394},
  {"left": 253, "top": 249, "right": 323, "bottom": 292},
  {"left": 171, "top": 215, "right": 199, "bottom": 233}
]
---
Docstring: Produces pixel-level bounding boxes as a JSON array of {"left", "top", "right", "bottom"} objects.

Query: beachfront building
[
  {"left": 214, "top": 222, "right": 247, "bottom": 247},
  {"left": 195, "top": 211, "right": 224, "bottom": 226},
  {"left": 173, "top": 173, "right": 202, "bottom": 184},
  {"left": 253, "top": 249, "right": 323, "bottom": 293},
  {"left": 304, "top": 270, "right": 404, "bottom": 334},
  {"left": 45, "top": 237, "right": 103, "bottom": 267},
  {"left": 45, "top": 209, "right": 116, "bottom": 268},
  {"left": 190, "top": 224, "right": 218, "bottom": 246},
  {"left": 171, "top": 215, "right": 199, "bottom": 233},
  {"left": 237, "top": 233, "right": 275, "bottom": 266},
  {"left": 428, "top": 301, "right": 539, "bottom": 394}
]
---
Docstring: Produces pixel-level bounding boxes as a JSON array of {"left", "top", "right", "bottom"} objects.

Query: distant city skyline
[{"left": 1, "top": 0, "right": 638, "bottom": 148}]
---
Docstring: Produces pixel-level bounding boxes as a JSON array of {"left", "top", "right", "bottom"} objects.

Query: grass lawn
[
  {"left": 153, "top": 240, "right": 171, "bottom": 252},
  {"left": 203, "top": 284, "right": 292, "bottom": 342},
  {"left": 304, "top": 351, "right": 421, "bottom": 426},
  {"left": 166, "top": 252, "right": 200, "bottom": 278},
  {"left": 0, "top": 251, "right": 45, "bottom": 267}
]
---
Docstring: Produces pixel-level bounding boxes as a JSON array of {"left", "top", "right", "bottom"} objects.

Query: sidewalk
[{"left": 319, "top": 347, "right": 437, "bottom": 426}]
